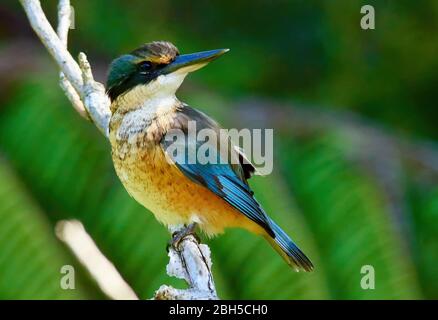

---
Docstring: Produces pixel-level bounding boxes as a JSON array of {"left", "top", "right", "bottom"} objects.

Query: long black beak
[{"left": 160, "top": 48, "right": 229, "bottom": 75}]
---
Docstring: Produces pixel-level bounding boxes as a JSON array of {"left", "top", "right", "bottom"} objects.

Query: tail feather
[{"left": 265, "top": 219, "right": 314, "bottom": 272}]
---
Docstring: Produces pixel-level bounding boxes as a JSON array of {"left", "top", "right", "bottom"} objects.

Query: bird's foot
[{"left": 167, "top": 223, "right": 200, "bottom": 251}]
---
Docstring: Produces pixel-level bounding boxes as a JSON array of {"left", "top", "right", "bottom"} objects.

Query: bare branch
[
  {"left": 20, "top": 0, "right": 83, "bottom": 91},
  {"left": 154, "top": 233, "right": 218, "bottom": 300},
  {"left": 57, "top": 0, "right": 88, "bottom": 119},
  {"left": 57, "top": 0, "right": 70, "bottom": 46},
  {"left": 19, "top": 0, "right": 111, "bottom": 136},
  {"left": 56, "top": 220, "right": 139, "bottom": 300},
  {"left": 78, "top": 52, "right": 111, "bottom": 135},
  {"left": 59, "top": 74, "right": 88, "bottom": 118},
  {"left": 79, "top": 52, "right": 95, "bottom": 84}
]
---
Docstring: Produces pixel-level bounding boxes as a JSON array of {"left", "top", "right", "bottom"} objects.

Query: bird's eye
[{"left": 139, "top": 61, "right": 153, "bottom": 72}]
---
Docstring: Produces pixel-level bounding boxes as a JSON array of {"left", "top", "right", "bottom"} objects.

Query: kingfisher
[{"left": 106, "top": 41, "right": 313, "bottom": 272}]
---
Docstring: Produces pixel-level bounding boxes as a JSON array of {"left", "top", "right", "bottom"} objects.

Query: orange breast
[{"left": 112, "top": 143, "right": 262, "bottom": 237}]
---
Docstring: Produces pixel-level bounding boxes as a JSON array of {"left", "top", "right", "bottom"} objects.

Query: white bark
[
  {"left": 154, "top": 234, "right": 218, "bottom": 300},
  {"left": 56, "top": 0, "right": 87, "bottom": 119},
  {"left": 20, "top": 0, "right": 217, "bottom": 300},
  {"left": 20, "top": 0, "right": 111, "bottom": 136}
]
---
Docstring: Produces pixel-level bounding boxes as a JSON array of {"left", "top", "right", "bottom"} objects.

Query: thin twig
[
  {"left": 20, "top": 0, "right": 111, "bottom": 136},
  {"left": 56, "top": 0, "right": 88, "bottom": 118},
  {"left": 20, "top": 0, "right": 83, "bottom": 91}
]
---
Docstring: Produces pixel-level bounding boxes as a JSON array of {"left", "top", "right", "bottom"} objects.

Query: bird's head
[{"left": 106, "top": 41, "right": 228, "bottom": 108}]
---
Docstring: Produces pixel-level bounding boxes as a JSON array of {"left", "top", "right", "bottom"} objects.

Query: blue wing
[{"left": 161, "top": 105, "right": 274, "bottom": 236}]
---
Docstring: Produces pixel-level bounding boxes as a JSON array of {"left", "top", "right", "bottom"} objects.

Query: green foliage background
[{"left": 0, "top": 0, "right": 436, "bottom": 299}]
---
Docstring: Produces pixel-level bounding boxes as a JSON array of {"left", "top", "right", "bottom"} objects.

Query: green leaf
[
  {"left": 407, "top": 182, "right": 438, "bottom": 298},
  {"left": 278, "top": 132, "right": 422, "bottom": 299},
  {"left": 0, "top": 159, "right": 95, "bottom": 299}
]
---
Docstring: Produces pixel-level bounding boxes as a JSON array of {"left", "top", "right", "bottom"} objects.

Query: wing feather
[{"left": 161, "top": 105, "right": 274, "bottom": 236}]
